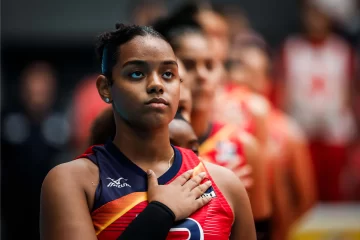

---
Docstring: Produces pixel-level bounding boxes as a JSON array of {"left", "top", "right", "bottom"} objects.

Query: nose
[
  {"left": 146, "top": 73, "right": 164, "bottom": 95},
  {"left": 196, "top": 65, "right": 208, "bottom": 84}
]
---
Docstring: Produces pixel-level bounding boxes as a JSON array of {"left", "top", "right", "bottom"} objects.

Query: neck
[
  {"left": 191, "top": 108, "right": 211, "bottom": 138},
  {"left": 305, "top": 31, "right": 330, "bottom": 45},
  {"left": 113, "top": 118, "right": 173, "bottom": 165}
]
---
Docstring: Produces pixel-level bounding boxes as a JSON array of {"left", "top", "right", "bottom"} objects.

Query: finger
[
  {"left": 192, "top": 180, "right": 212, "bottom": 199},
  {"left": 195, "top": 195, "right": 212, "bottom": 209},
  {"left": 183, "top": 172, "right": 207, "bottom": 190},
  {"left": 147, "top": 169, "right": 158, "bottom": 188},
  {"left": 172, "top": 169, "right": 194, "bottom": 186}
]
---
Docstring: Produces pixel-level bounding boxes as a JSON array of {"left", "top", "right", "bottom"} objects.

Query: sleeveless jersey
[
  {"left": 281, "top": 34, "right": 356, "bottom": 144},
  {"left": 212, "top": 84, "right": 256, "bottom": 134},
  {"left": 199, "top": 122, "right": 247, "bottom": 173},
  {"left": 77, "top": 140, "right": 234, "bottom": 240}
]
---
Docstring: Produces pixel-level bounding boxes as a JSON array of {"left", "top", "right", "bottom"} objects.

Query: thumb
[{"left": 147, "top": 169, "right": 158, "bottom": 188}]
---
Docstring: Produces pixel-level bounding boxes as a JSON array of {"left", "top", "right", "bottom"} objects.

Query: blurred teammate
[
  {"left": 153, "top": 16, "right": 272, "bottom": 238},
  {"left": 40, "top": 23, "right": 255, "bottom": 240},
  {"left": 71, "top": 75, "right": 109, "bottom": 153},
  {"left": 276, "top": 0, "right": 357, "bottom": 201},
  {"left": 228, "top": 32, "right": 317, "bottom": 239}
]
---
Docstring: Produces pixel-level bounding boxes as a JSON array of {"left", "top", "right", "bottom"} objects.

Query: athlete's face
[
  {"left": 228, "top": 46, "right": 270, "bottom": 95},
  {"left": 169, "top": 119, "right": 199, "bottom": 155},
  {"left": 178, "top": 60, "right": 192, "bottom": 122},
  {"left": 302, "top": 3, "right": 331, "bottom": 37},
  {"left": 175, "top": 33, "right": 218, "bottom": 111},
  {"left": 196, "top": 10, "right": 230, "bottom": 62},
  {"left": 97, "top": 36, "right": 180, "bottom": 130}
]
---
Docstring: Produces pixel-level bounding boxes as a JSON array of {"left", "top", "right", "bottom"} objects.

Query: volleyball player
[
  {"left": 152, "top": 17, "right": 271, "bottom": 238},
  {"left": 40, "top": 23, "right": 255, "bottom": 240},
  {"left": 228, "top": 32, "right": 317, "bottom": 240}
]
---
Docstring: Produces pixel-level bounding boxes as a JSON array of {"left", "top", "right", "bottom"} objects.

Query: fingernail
[
  {"left": 206, "top": 180, "right": 212, "bottom": 185},
  {"left": 199, "top": 172, "right": 206, "bottom": 178}
]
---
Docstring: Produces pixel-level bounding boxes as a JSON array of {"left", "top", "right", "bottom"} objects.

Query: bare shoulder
[
  {"left": 238, "top": 131, "right": 259, "bottom": 165},
  {"left": 247, "top": 93, "right": 270, "bottom": 117},
  {"left": 284, "top": 114, "right": 307, "bottom": 142},
  {"left": 44, "top": 158, "right": 97, "bottom": 185},
  {"left": 42, "top": 158, "right": 99, "bottom": 204},
  {"left": 203, "top": 162, "right": 248, "bottom": 212}
]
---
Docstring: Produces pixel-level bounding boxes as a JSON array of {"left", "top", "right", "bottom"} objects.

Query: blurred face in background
[
  {"left": 228, "top": 46, "right": 271, "bottom": 95},
  {"left": 178, "top": 59, "right": 192, "bottom": 122},
  {"left": 196, "top": 10, "right": 230, "bottom": 62},
  {"left": 175, "top": 33, "right": 218, "bottom": 112},
  {"left": 132, "top": 0, "right": 167, "bottom": 25},
  {"left": 21, "top": 62, "right": 56, "bottom": 114},
  {"left": 196, "top": 10, "right": 229, "bottom": 83},
  {"left": 302, "top": 2, "right": 332, "bottom": 38}
]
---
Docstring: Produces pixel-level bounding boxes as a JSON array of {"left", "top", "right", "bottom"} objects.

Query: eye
[
  {"left": 130, "top": 71, "right": 144, "bottom": 79},
  {"left": 162, "top": 71, "right": 174, "bottom": 80}
]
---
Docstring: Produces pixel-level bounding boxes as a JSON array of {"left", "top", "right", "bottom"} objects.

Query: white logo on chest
[{"left": 106, "top": 177, "right": 131, "bottom": 188}]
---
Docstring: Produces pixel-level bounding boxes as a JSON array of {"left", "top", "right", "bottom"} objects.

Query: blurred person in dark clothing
[{"left": 1, "top": 62, "right": 69, "bottom": 240}]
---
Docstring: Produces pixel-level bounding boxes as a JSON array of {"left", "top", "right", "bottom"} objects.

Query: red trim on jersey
[{"left": 75, "top": 144, "right": 103, "bottom": 159}]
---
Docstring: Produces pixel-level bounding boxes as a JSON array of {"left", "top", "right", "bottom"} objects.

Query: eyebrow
[{"left": 122, "top": 60, "right": 178, "bottom": 68}]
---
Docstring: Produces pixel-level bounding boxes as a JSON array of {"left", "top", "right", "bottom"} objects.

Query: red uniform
[
  {"left": 199, "top": 122, "right": 247, "bottom": 174},
  {"left": 78, "top": 141, "right": 234, "bottom": 239},
  {"left": 212, "top": 84, "right": 256, "bottom": 134},
  {"left": 278, "top": 35, "right": 356, "bottom": 201}
]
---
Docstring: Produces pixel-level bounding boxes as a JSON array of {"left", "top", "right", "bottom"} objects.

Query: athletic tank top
[
  {"left": 213, "top": 84, "right": 256, "bottom": 134},
  {"left": 199, "top": 122, "right": 247, "bottom": 172},
  {"left": 281, "top": 34, "right": 355, "bottom": 144},
  {"left": 77, "top": 140, "right": 234, "bottom": 240}
]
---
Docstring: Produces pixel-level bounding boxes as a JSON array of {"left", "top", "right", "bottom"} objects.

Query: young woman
[
  {"left": 228, "top": 32, "right": 317, "bottom": 240},
  {"left": 153, "top": 18, "right": 272, "bottom": 239},
  {"left": 40, "top": 23, "right": 255, "bottom": 240}
]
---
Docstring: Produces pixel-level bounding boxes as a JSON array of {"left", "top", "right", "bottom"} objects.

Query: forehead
[
  {"left": 169, "top": 120, "right": 196, "bottom": 139},
  {"left": 232, "top": 46, "right": 267, "bottom": 62},
  {"left": 118, "top": 35, "right": 176, "bottom": 64},
  {"left": 176, "top": 33, "right": 211, "bottom": 58}
]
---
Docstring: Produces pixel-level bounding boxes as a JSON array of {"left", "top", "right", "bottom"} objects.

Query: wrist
[{"left": 149, "top": 201, "right": 176, "bottom": 221}]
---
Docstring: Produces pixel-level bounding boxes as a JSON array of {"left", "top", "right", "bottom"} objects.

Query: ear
[{"left": 96, "top": 75, "right": 112, "bottom": 103}]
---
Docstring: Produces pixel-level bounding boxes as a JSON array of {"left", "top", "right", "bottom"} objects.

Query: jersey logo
[
  {"left": 106, "top": 177, "right": 131, "bottom": 188},
  {"left": 200, "top": 185, "right": 217, "bottom": 199},
  {"left": 216, "top": 141, "right": 239, "bottom": 163}
]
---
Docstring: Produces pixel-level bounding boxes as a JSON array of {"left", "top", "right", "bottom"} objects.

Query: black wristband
[
  {"left": 255, "top": 217, "right": 272, "bottom": 240},
  {"left": 151, "top": 201, "right": 176, "bottom": 221},
  {"left": 117, "top": 201, "right": 175, "bottom": 240}
]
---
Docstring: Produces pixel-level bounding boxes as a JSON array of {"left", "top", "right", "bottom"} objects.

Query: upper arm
[
  {"left": 204, "top": 162, "right": 256, "bottom": 240},
  {"left": 248, "top": 95, "right": 270, "bottom": 147},
  {"left": 40, "top": 162, "right": 97, "bottom": 240},
  {"left": 288, "top": 122, "right": 317, "bottom": 212},
  {"left": 227, "top": 170, "right": 257, "bottom": 240},
  {"left": 241, "top": 133, "right": 272, "bottom": 219}
]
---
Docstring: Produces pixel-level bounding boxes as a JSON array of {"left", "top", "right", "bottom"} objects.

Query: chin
[{"left": 141, "top": 114, "right": 172, "bottom": 130}]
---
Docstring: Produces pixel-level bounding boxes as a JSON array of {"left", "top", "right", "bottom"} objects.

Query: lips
[{"left": 145, "top": 97, "right": 169, "bottom": 105}]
